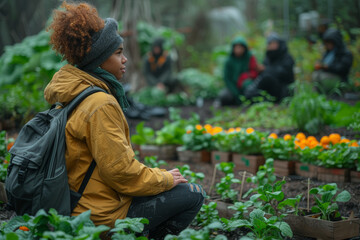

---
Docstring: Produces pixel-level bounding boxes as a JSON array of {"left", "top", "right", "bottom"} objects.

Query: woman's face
[
  {"left": 100, "top": 43, "right": 127, "bottom": 80},
  {"left": 233, "top": 44, "right": 246, "bottom": 57}
]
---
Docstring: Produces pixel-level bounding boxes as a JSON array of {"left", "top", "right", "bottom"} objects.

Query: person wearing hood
[
  {"left": 312, "top": 28, "right": 353, "bottom": 93},
  {"left": 143, "top": 38, "right": 175, "bottom": 92},
  {"left": 45, "top": 2, "right": 204, "bottom": 239},
  {"left": 218, "top": 36, "right": 259, "bottom": 105},
  {"left": 244, "top": 33, "right": 295, "bottom": 102}
]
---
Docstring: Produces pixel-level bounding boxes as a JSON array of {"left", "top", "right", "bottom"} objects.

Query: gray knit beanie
[{"left": 78, "top": 18, "right": 123, "bottom": 71}]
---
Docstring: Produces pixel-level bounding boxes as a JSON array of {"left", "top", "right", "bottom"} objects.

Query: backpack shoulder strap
[{"left": 66, "top": 86, "right": 107, "bottom": 115}]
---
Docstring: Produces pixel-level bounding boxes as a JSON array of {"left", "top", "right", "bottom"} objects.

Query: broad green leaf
[{"left": 335, "top": 190, "right": 351, "bottom": 202}]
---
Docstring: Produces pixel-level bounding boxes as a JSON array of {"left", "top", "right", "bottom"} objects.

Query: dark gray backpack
[{"left": 6, "top": 86, "right": 106, "bottom": 216}]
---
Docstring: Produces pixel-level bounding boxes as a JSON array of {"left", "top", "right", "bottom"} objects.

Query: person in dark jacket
[
  {"left": 143, "top": 38, "right": 175, "bottom": 92},
  {"left": 244, "top": 33, "right": 295, "bottom": 102},
  {"left": 312, "top": 28, "right": 353, "bottom": 93},
  {"left": 218, "top": 36, "right": 259, "bottom": 106}
]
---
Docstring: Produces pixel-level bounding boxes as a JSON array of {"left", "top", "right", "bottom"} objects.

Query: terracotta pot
[
  {"left": 140, "top": 145, "right": 178, "bottom": 160},
  {"left": 317, "top": 167, "right": 350, "bottom": 182},
  {"left": 295, "top": 162, "right": 318, "bottom": 179},
  {"left": 176, "top": 147, "right": 211, "bottom": 163},
  {"left": 350, "top": 170, "right": 360, "bottom": 183},
  {"left": 287, "top": 213, "right": 360, "bottom": 240},
  {"left": 232, "top": 154, "right": 265, "bottom": 174},
  {"left": 211, "top": 151, "right": 232, "bottom": 165},
  {"left": 273, "top": 159, "right": 296, "bottom": 176}
]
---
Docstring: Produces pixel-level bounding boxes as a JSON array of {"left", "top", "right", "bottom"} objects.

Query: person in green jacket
[{"left": 218, "top": 37, "right": 259, "bottom": 106}]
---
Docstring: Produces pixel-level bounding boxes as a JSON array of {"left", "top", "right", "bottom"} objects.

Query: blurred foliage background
[{"left": 0, "top": 0, "right": 359, "bottom": 134}]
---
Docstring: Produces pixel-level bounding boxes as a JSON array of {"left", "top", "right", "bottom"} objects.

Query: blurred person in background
[
  {"left": 245, "top": 33, "right": 295, "bottom": 102},
  {"left": 312, "top": 28, "right": 353, "bottom": 94},
  {"left": 217, "top": 36, "right": 259, "bottom": 106},
  {"left": 143, "top": 38, "right": 177, "bottom": 93}
]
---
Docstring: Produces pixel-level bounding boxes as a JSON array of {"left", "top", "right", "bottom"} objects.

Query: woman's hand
[{"left": 168, "top": 168, "right": 188, "bottom": 188}]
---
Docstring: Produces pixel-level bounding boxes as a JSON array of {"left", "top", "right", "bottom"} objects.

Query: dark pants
[
  {"left": 245, "top": 73, "right": 291, "bottom": 102},
  {"left": 218, "top": 88, "right": 241, "bottom": 106},
  {"left": 126, "top": 183, "right": 205, "bottom": 239}
]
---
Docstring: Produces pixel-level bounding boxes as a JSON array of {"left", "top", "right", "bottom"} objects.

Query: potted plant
[
  {"left": 295, "top": 144, "right": 321, "bottom": 179},
  {"left": 211, "top": 131, "right": 234, "bottom": 165},
  {"left": 260, "top": 133, "right": 297, "bottom": 176},
  {"left": 316, "top": 142, "right": 359, "bottom": 182},
  {"left": 231, "top": 128, "right": 266, "bottom": 174},
  {"left": 177, "top": 125, "right": 212, "bottom": 163},
  {"left": 290, "top": 183, "right": 360, "bottom": 239}
]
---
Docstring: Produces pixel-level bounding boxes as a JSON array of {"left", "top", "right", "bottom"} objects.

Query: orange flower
[
  {"left": 19, "top": 226, "right": 29, "bottom": 231},
  {"left": 246, "top": 128, "right": 255, "bottom": 134},
  {"left": 212, "top": 126, "right": 223, "bottom": 135},
  {"left": 186, "top": 130, "right": 192, "bottom": 134},
  {"left": 350, "top": 141, "right": 359, "bottom": 147},
  {"left": 227, "top": 128, "right": 235, "bottom": 133},
  {"left": 283, "top": 134, "right": 292, "bottom": 141},
  {"left": 235, "top": 127, "right": 242, "bottom": 132},
  {"left": 195, "top": 124, "right": 203, "bottom": 131},
  {"left": 269, "top": 133, "right": 278, "bottom": 139},
  {"left": 329, "top": 133, "right": 341, "bottom": 145},
  {"left": 307, "top": 136, "right": 317, "bottom": 142},
  {"left": 3, "top": 160, "right": 8, "bottom": 164},
  {"left": 340, "top": 138, "right": 350, "bottom": 144},
  {"left": 320, "top": 136, "right": 330, "bottom": 145},
  {"left": 204, "top": 124, "right": 213, "bottom": 132},
  {"left": 7, "top": 142, "right": 14, "bottom": 152},
  {"left": 296, "top": 132, "right": 306, "bottom": 141}
]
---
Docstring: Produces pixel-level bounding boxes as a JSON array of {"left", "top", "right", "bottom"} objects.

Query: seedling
[{"left": 309, "top": 183, "right": 351, "bottom": 220}]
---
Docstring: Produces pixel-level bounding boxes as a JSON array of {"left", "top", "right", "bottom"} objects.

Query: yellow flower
[
  {"left": 246, "top": 128, "right": 255, "bottom": 134},
  {"left": 350, "top": 141, "right": 359, "bottom": 147},
  {"left": 329, "top": 133, "right": 341, "bottom": 145},
  {"left": 235, "top": 127, "right": 242, "bottom": 132},
  {"left": 269, "top": 133, "right": 278, "bottom": 139},
  {"left": 283, "top": 134, "right": 292, "bottom": 141},
  {"left": 195, "top": 124, "right": 203, "bottom": 130}
]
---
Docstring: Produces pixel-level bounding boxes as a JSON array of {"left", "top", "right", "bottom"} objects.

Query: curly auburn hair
[{"left": 47, "top": 1, "right": 104, "bottom": 65}]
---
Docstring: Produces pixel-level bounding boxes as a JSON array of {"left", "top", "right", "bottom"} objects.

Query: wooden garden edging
[
  {"left": 295, "top": 162, "right": 318, "bottom": 179},
  {"left": 232, "top": 154, "right": 265, "bottom": 174},
  {"left": 140, "top": 144, "right": 178, "bottom": 160}
]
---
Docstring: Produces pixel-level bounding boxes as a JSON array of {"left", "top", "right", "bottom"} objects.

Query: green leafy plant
[
  {"left": 212, "top": 132, "right": 234, "bottom": 152},
  {"left": 309, "top": 183, "right": 351, "bottom": 221},
  {"left": 182, "top": 125, "right": 212, "bottom": 151},
  {"left": 165, "top": 222, "right": 226, "bottom": 240},
  {"left": 221, "top": 209, "right": 293, "bottom": 239},
  {"left": 143, "top": 156, "right": 167, "bottom": 168},
  {"left": 296, "top": 145, "right": 322, "bottom": 164},
  {"left": 317, "top": 143, "right": 359, "bottom": 169},
  {"left": 110, "top": 218, "right": 149, "bottom": 240},
  {"left": 131, "top": 122, "right": 155, "bottom": 146},
  {"left": 215, "top": 163, "right": 240, "bottom": 202},
  {"left": 288, "top": 82, "right": 336, "bottom": 135},
  {"left": 245, "top": 158, "right": 277, "bottom": 194},
  {"left": 0, "top": 208, "right": 109, "bottom": 239},
  {"left": 155, "top": 108, "right": 187, "bottom": 145},
  {"left": 228, "top": 201, "right": 253, "bottom": 220},
  {"left": 0, "top": 131, "right": 12, "bottom": 182},
  {"left": 193, "top": 202, "right": 219, "bottom": 227},
  {"left": 176, "top": 164, "right": 204, "bottom": 183},
  {"left": 260, "top": 136, "right": 296, "bottom": 161},
  {"left": 230, "top": 129, "right": 266, "bottom": 155}
]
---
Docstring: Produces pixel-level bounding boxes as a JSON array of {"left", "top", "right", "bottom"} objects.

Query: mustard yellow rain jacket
[{"left": 44, "top": 64, "right": 174, "bottom": 227}]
